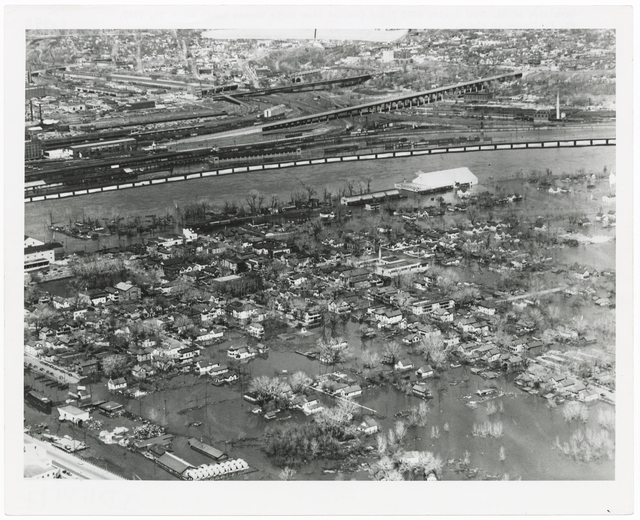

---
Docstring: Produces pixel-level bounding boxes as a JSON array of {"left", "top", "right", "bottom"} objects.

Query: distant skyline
[{"left": 201, "top": 29, "right": 409, "bottom": 43}]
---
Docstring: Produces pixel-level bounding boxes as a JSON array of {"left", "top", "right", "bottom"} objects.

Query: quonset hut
[{"left": 395, "top": 167, "right": 478, "bottom": 194}]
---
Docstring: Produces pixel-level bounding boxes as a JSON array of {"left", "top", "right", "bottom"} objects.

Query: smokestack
[
  {"left": 39, "top": 104, "right": 43, "bottom": 124},
  {"left": 556, "top": 91, "right": 560, "bottom": 120},
  {"left": 30, "top": 99, "right": 33, "bottom": 121}
]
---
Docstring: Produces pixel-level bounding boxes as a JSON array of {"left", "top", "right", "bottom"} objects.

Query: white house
[
  {"left": 395, "top": 358, "right": 414, "bottom": 371},
  {"left": 432, "top": 307, "right": 453, "bottom": 323},
  {"left": 338, "top": 385, "right": 362, "bottom": 398},
  {"left": 416, "top": 365, "right": 435, "bottom": 379},
  {"left": 301, "top": 399, "right": 325, "bottom": 416},
  {"left": 196, "top": 359, "right": 222, "bottom": 376},
  {"left": 357, "top": 416, "right": 380, "bottom": 435},
  {"left": 227, "top": 346, "right": 256, "bottom": 361},
  {"left": 247, "top": 322, "right": 265, "bottom": 339},
  {"left": 477, "top": 301, "right": 498, "bottom": 316},
  {"left": 107, "top": 378, "right": 127, "bottom": 392}
]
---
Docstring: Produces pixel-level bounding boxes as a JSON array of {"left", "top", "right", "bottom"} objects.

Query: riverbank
[{"left": 25, "top": 143, "right": 615, "bottom": 241}]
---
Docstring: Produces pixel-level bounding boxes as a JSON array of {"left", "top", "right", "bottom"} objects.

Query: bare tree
[
  {"left": 344, "top": 179, "right": 355, "bottom": 197},
  {"left": 365, "top": 177, "right": 373, "bottom": 193}
]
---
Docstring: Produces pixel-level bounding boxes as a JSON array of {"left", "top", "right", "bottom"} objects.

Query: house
[
  {"left": 131, "top": 363, "right": 155, "bottom": 380},
  {"left": 477, "top": 301, "right": 498, "bottom": 316},
  {"left": 25, "top": 340, "right": 44, "bottom": 357},
  {"left": 414, "top": 323, "right": 439, "bottom": 338},
  {"left": 578, "top": 388, "right": 600, "bottom": 403},
  {"left": 508, "top": 343, "right": 526, "bottom": 354},
  {"left": 51, "top": 296, "right": 72, "bottom": 310},
  {"left": 247, "top": 322, "right": 265, "bottom": 339},
  {"left": 229, "top": 302, "right": 258, "bottom": 321},
  {"left": 178, "top": 346, "right": 201, "bottom": 365},
  {"left": 411, "top": 298, "right": 455, "bottom": 315},
  {"left": 195, "top": 328, "right": 224, "bottom": 344},
  {"left": 416, "top": 365, "right": 435, "bottom": 379},
  {"left": 565, "top": 380, "right": 587, "bottom": 396},
  {"left": 412, "top": 383, "right": 431, "bottom": 399},
  {"left": 200, "top": 306, "right": 225, "bottom": 323},
  {"left": 432, "top": 307, "right": 453, "bottom": 323},
  {"left": 356, "top": 416, "right": 380, "bottom": 435},
  {"left": 104, "top": 287, "right": 120, "bottom": 302},
  {"left": 288, "top": 273, "right": 308, "bottom": 287},
  {"left": 195, "top": 359, "right": 222, "bottom": 376},
  {"left": 79, "top": 359, "right": 100, "bottom": 376},
  {"left": 227, "top": 346, "right": 255, "bottom": 361},
  {"left": 443, "top": 333, "right": 460, "bottom": 347},
  {"left": 302, "top": 310, "right": 323, "bottom": 327},
  {"left": 86, "top": 290, "right": 108, "bottom": 306},
  {"left": 107, "top": 377, "right": 127, "bottom": 392},
  {"left": 503, "top": 355, "right": 524, "bottom": 373},
  {"left": 395, "top": 358, "right": 414, "bottom": 371},
  {"left": 328, "top": 298, "right": 354, "bottom": 315},
  {"left": 337, "top": 385, "right": 362, "bottom": 398},
  {"left": 486, "top": 348, "right": 501, "bottom": 364},
  {"left": 458, "top": 317, "right": 481, "bottom": 334},
  {"left": 377, "top": 308, "right": 404, "bottom": 328},
  {"left": 402, "top": 334, "right": 420, "bottom": 345},
  {"left": 73, "top": 307, "right": 89, "bottom": 321},
  {"left": 115, "top": 282, "right": 141, "bottom": 301},
  {"left": 301, "top": 399, "right": 325, "bottom": 416},
  {"left": 209, "top": 364, "right": 229, "bottom": 377}
]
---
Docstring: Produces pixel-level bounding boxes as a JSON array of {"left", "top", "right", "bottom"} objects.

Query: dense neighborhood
[{"left": 24, "top": 168, "right": 615, "bottom": 480}]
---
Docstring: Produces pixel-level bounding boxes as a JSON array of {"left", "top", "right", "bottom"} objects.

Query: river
[{"left": 25, "top": 144, "right": 615, "bottom": 244}]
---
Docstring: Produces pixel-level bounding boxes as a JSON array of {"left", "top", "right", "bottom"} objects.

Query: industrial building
[
  {"left": 25, "top": 84, "right": 48, "bottom": 100},
  {"left": 395, "top": 167, "right": 478, "bottom": 194},
  {"left": 24, "top": 440, "right": 60, "bottom": 479},
  {"left": 24, "top": 242, "right": 63, "bottom": 271},
  {"left": 263, "top": 104, "right": 286, "bottom": 118},
  {"left": 70, "top": 137, "right": 136, "bottom": 159},
  {"left": 25, "top": 140, "right": 42, "bottom": 161},
  {"left": 341, "top": 189, "right": 403, "bottom": 206}
]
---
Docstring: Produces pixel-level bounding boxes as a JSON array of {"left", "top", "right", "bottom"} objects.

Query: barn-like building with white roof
[{"left": 395, "top": 167, "right": 478, "bottom": 193}]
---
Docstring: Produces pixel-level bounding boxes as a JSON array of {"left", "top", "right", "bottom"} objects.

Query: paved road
[
  {"left": 25, "top": 434, "right": 125, "bottom": 480},
  {"left": 25, "top": 354, "right": 81, "bottom": 385}
]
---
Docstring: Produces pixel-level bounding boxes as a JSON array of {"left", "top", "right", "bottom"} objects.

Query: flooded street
[
  {"left": 24, "top": 132, "right": 616, "bottom": 481},
  {"left": 92, "top": 317, "right": 615, "bottom": 481}
]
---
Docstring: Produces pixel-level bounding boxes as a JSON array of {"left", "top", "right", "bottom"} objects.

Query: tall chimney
[{"left": 556, "top": 90, "right": 560, "bottom": 120}]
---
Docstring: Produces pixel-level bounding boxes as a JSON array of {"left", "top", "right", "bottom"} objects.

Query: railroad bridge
[{"left": 263, "top": 72, "right": 523, "bottom": 131}]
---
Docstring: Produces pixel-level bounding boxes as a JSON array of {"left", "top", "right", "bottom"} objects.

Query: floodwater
[
  {"left": 107, "top": 321, "right": 614, "bottom": 481},
  {"left": 24, "top": 133, "right": 616, "bottom": 480},
  {"left": 25, "top": 143, "right": 615, "bottom": 245}
]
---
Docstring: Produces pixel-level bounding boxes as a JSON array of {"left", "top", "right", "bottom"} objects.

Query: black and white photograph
[{"left": 5, "top": 4, "right": 634, "bottom": 517}]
